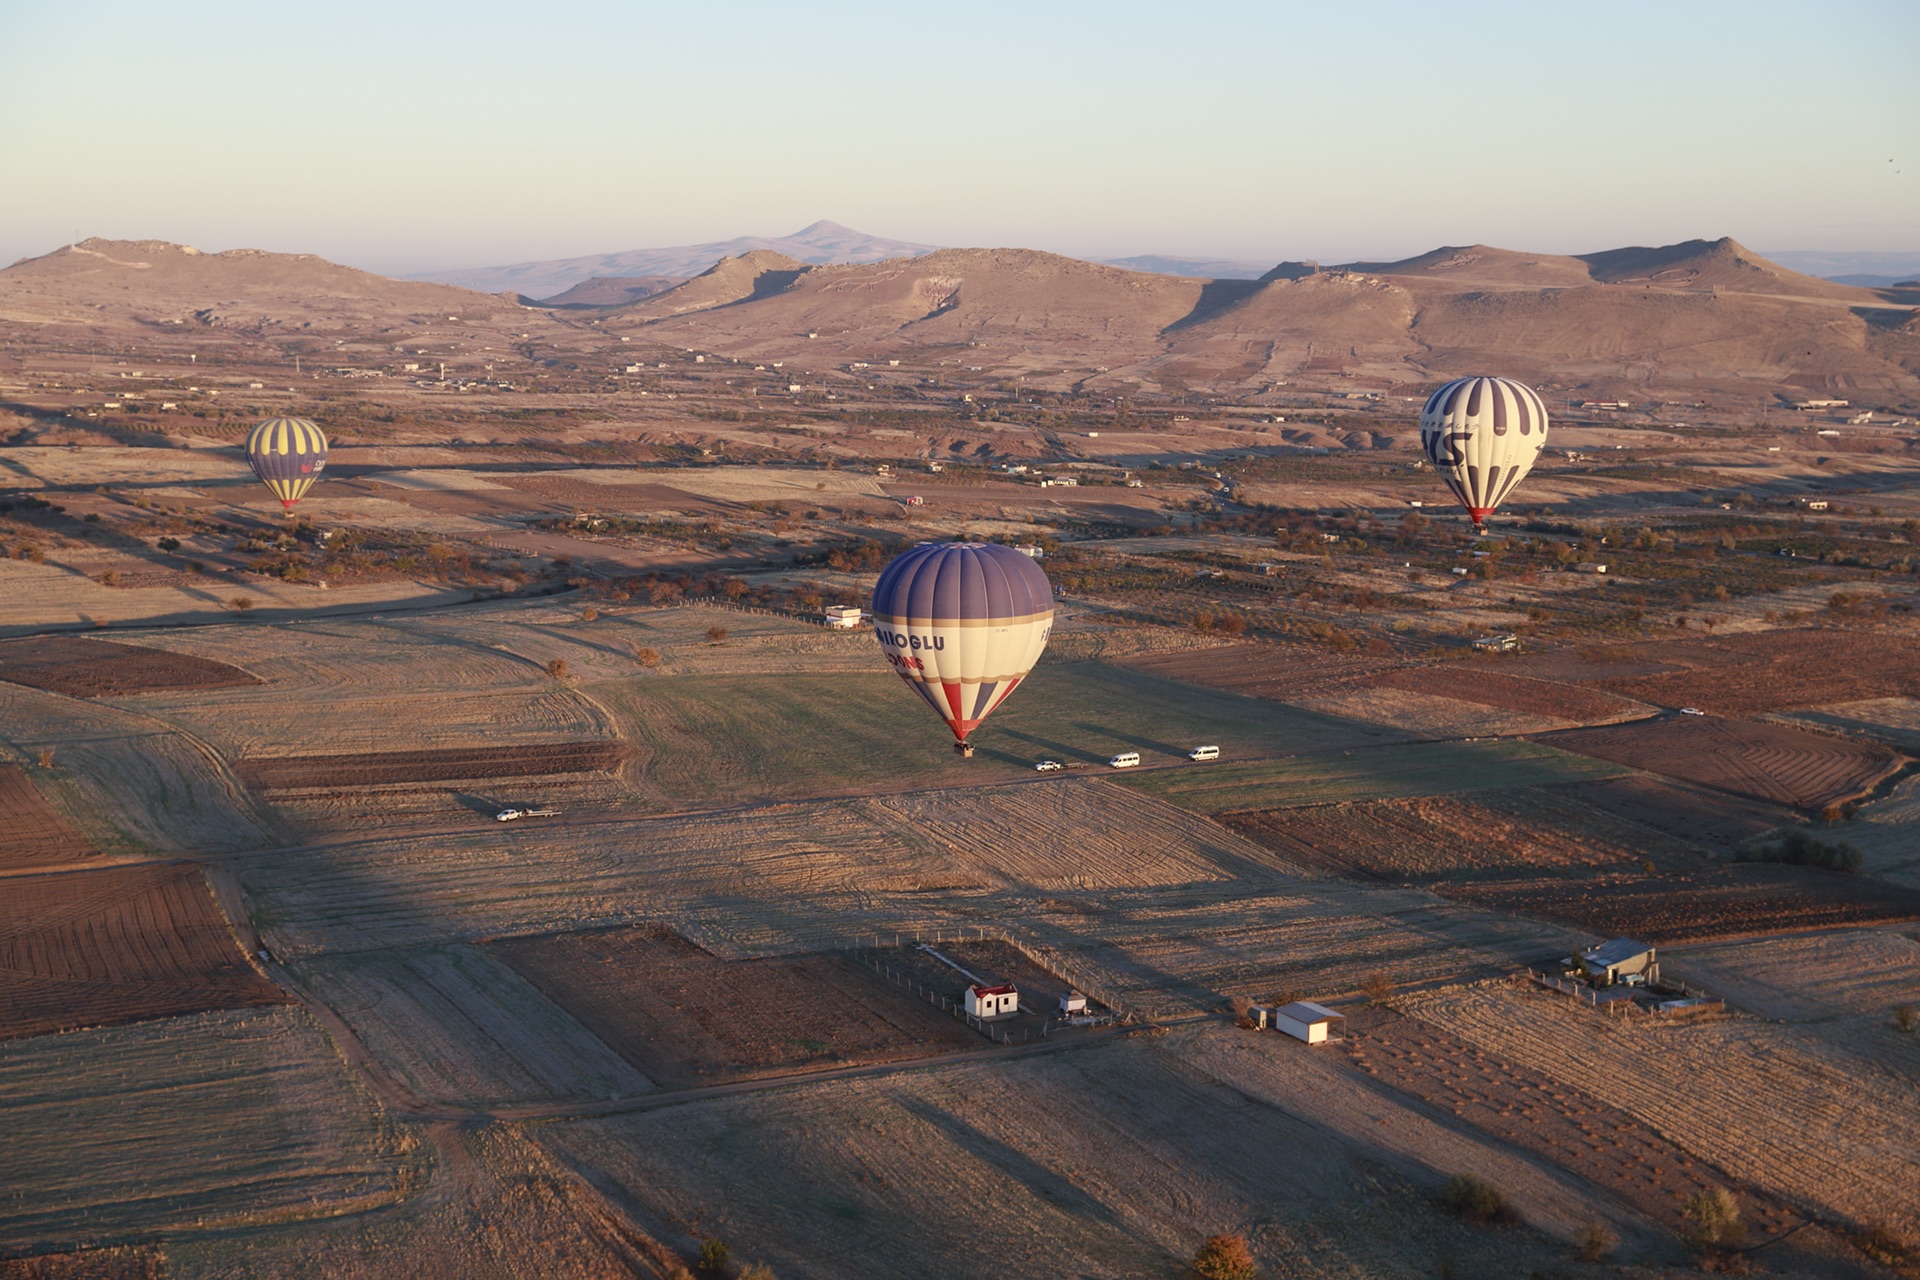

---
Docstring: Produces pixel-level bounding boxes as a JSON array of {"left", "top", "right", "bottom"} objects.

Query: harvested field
[
  {"left": 1407, "top": 981, "right": 1920, "bottom": 1244},
  {"left": 1561, "top": 775, "right": 1796, "bottom": 850},
  {"left": 1540, "top": 714, "right": 1904, "bottom": 811},
  {"left": 868, "top": 780, "right": 1263, "bottom": 890},
  {"left": 1374, "top": 664, "right": 1648, "bottom": 724},
  {"left": 0, "top": 1246, "right": 161, "bottom": 1277},
  {"left": 0, "top": 1006, "right": 415, "bottom": 1251},
  {"left": 300, "top": 945, "right": 654, "bottom": 1107},
  {"left": 1587, "top": 628, "right": 1920, "bottom": 715},
  {"left": 0, "top": 862, "right": 285, "bottom": 1039},
  {"left": 1117, "top": 740, "right": 1625, "bottom": 814},
  {"left": 1220, "top": 788, "right": 1682, "bottom": 882},
  {"left": 493, "top": 927, "right": 981, "bottom": 1088},
  {"left": 0, "top": 636, "right": 258, "bottom": 698},
  {"left": 1117, "top": 642, "right": 1401, "bottom": 700},
  {"left": 0, "top": 763, "right": 95, "bottom": 873},
  {"left": 1291, "top": 685, "right": 1570, "bottom": 737},
  {"left": 1342, "top": 1009, "right": 1801, "bottom": 1240},
  {"left": 237, "top": 741, "right": 630, "bottom": 790},
  {"left": 1662, "top": 929, "right": 1920, "bottom": 1023},
  {"left": 538, "top": 1021, "right": 1652, "bottom": 1280},
  {"left": 1781, "top": 696, "right": 1920, "bottom": 752}
]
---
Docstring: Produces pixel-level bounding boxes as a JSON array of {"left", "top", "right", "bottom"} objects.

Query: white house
[
  {"left": 823, "top": 605, "right": 864, "bottom": 629},
  {"left": 1013, "top": 544, "right": 1044, "bottom": 560},
  {"left": 965, "top": 983, "right": 1019, "bottom": 1021},
  {"left": 1058, "top": 990, "right": 1088, "bottom": 1015},
  {"left": 1270, "top": 1001, "right": 1345, "bottom": 1045}
]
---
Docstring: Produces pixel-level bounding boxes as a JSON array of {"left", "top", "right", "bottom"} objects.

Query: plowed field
[
  {"left": 0, "top": 862, "right": 285, "bottom": 1038},
  {"left": 1589, "top": 628, "right": 1920, "bottom": 715},
  {"left": 0, "top": 763, "right": 94, "bottom": 873},
  {"left": 494, "top": 927, "right": 981, "bottom": 1088},
  {"left": 1437, "top": 863, "right": 1920, "bottom": 944},
  {"left": 0, "top": 637, "right": 258, "bottom": 697},
  {"left": 237, "top": 741, "right": 630, "bottom": 790},
  {"left": 1562, "top": 775, "right": 1795, "bottom": 850},
  {"left": 1342, "top": 1008, "right": 1801, "bottom": 1239},
  {"left": 1540, "top": 715, "right": 1903, "bottom": 811},
  {"left": 1116, "top": 643, "right": 1400, "bottom": 700}
]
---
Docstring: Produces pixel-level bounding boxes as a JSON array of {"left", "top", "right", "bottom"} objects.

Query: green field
[
  {"left": 1116, "top": 739, "right": 1630, "bottom": 814},
  {"left": 586, "top": 661, "right": 1401, "bottom": 810}
]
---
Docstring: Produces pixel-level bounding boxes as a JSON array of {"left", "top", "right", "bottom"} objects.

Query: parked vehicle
[
  {"left": 1108, "top": 752, "right": 1141, "bottom": 769},
  {"left": 495, "top": 806, "right": 560, "bottom": 822},
  {"left": 1187, "top": 745, "right": 1221, "bottom": 761},
  {"left": 1034, "top": 760, "right": 1063, "bottom": 772}
]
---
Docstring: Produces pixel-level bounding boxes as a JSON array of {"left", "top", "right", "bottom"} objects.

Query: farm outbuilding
[
  {"left": 1058, "top": 990, "right": 1087, "bottom": 1015},
  {"left": 965, "top": 983, "right": 1019, "bottom": 1021},
  {"left": 823, "top": 605, "right": 864, "bottom": 629},
  {"left": 1581, "top": 938, "right": 1658, "bottom": 985},
  {"left": 1270, "top": 1001, "right": 1345, "bottom": 1044}
]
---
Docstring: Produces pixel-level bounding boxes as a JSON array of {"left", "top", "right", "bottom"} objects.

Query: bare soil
[
  {"left": 1539, "top": 715, "right": 1904, "bottom": 811},
  {"left": 0, "top": 763, "right": 95, "bottom": 873},
  {"left": 1115, "top": 643, "right": 1400, "bottom": 700},
  {"left": 1374, "top": 665, "right": 1645, "bottom": 723},
  {"left": 492, "top": 926, "right": 983, "bottom": 1088},
  {"left": 0, "top": 862, "right": 286, "bottom": 1039},
  {"left": 0, "top": 637, "right": 258, "bottom": 698},
  {"left": 0, "top": 1249, "right": 161, "bottom": 1279},
  {"left": 1561, "top": 775, "right": 1796, "bottom": 849},
  {"left": 237, "top": 741, "right": 630, "bottom": 790},
  {"left": 1577, "top": 629, "right": 1920, "bottom": 716}
]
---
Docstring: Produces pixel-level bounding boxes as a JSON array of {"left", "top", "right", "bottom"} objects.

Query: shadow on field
[
  {"left": 452, "top": 792, "right": 502, "bottom": 816},
  {"left": 1072, "top": 721, "right": 1188, "bottom": 757},
  {"left": 897, "top": 1095, "right": 1127, "bottom": 1229}
]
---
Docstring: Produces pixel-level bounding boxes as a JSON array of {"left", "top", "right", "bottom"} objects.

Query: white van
[
  {"left": 1108, "top": 751, "right": 1142, "bottom": 769},
  {"left": 1187, "top": 745, "right": 1221, "bottom": 762}
]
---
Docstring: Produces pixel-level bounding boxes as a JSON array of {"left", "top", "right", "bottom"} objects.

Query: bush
[
  {"left": 696, "top": 1237, "right": 731, "bottom": 1277},
  {"left": 1683, "top": 1188, "right": 1745, "bottom": 1254},
  {"left": 1574, "top": 1220, "right": 1615, "bottom": 1262},
  {"left": 1361, "top": 971, "right": 1396, "bottom": 1006},
  {"left": 634, "top": 646, "right": 662, "bottom": 668},
  {"left": 545, "top": 658, "right": 570, "bottom": 679},
  {"left": 706, "top": 625, "right": 729, "bottom": 644},
  {"left": 1893, "top": 1003, "right": 1915, "bottom": 1033},
  {"left": 1740, "top": 828, "right": 1861, "bottom": 873},
  {"left": 1188, "top": 1233, "right": 1259, "bottom": 1280},
  {"left": 1439, "top": 1174, "right": 1519, "bottom": 1227}
]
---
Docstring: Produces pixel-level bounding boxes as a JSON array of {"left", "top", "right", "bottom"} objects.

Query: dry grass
[
  {"left": 0, "top": 1006, "right": 416, "bottom": 1252},
  {"left": 1405, "top": 981, "right": 1920, "bottom": 1243}
]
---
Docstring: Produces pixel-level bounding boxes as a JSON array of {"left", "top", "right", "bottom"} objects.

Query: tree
[
  {"left": 545, "top": 658, "right": 570, "bottom": 680},
  {"left": 634, "top": 646, "right": 662, "bottom": 669},
  {"left": 706, "top": 625, "right": 729, "bottom": 644},
  {"left": 696, "top": 1238, "right": 731, "bottom": 1277},
  {"left": 1439, "top": 1174, "right": 1518, "bottom": 1227},
  {"left": 1188, "top": 1233, "right": 1258, "bottom": 1280},
  {"left": 1573, "top": 1221, "right": 1615, "bottom": 1263},
  {"left": 1361, "top": 972, "right": 1395, "bottom": 1006},
  {"left": 1682, "top": 1188, "right": 1745, "bottom": 1256},
  {"left": 227, "top": 596, "right": 255, "bottom": 614}
]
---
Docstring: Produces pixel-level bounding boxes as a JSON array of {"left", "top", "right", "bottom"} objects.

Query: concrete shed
[
  {"left": 1581, "top": 938, "right": 1657, "bottom": 985},
  {"left": 1271, "top": 1001, "right": 1345, "bottom": 1044}
]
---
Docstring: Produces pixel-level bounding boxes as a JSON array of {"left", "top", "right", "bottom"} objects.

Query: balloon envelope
[
  {"left": 246, "top": 417, "right": 329, "bottom": 510},
  {"left": 1418, "top": 377, "right": 1548, "bottom": 526},
  {"left": 870, "top": 542, "right": 1054, "bottom": 748}
]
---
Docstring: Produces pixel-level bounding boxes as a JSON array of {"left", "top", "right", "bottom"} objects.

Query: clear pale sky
[{"left": 2, "top": 0, "right": 1915, "bottom": 274}]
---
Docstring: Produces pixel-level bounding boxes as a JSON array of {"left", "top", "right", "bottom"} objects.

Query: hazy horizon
[{"left": 2, "top": 0, "right": 1915, "bottom": 275}]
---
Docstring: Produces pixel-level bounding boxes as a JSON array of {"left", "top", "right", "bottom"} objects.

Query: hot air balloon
[
  {"left": 245, "top": 416, "right": 329, "bottom": 512},
  {"left": 871, "top": 541, "right": 1054, "bottom": 757},
  {"left": 1418, "top": 376, "right": 1548, "bottom": 532}
]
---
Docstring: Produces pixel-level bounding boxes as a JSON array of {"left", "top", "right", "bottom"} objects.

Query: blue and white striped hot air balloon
[
  {"left": 245, "top": 416, "right": 329, "bottom": 512},
  {"left": 871, "top": 541, "right": 1054, "bottom": 757},
  {"left": 1418, "top": 377, "right": 1549, "bottom": 531}
]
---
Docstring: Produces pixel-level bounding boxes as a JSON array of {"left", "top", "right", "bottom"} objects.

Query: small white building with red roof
[{"left": 965, "top": 983, "right": 1019, "bottom": 1021}]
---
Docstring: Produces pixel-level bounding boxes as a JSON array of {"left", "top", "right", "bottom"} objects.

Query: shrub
[
  {"left": 1740, "top": 828, "right": 1861, "bottom": 873},
  {"left": 738, "top": 1266, "right": 778, "bottom": 1280},
  {"left": 36, "top": 748, "right": 55, "bottom": 770},
  {"left": 1574, "top": 1220, "right": 1615, "bottom": 1262},
  {"left": 706, "top": 625, "right": 729, "bottom": 644},
  {"left": 580, "top": 606, "right": 599, "bottom": 623},
  {"left": 1439, "top": 1174, "right": 1519, "bottom": 1227},
  {"left": 634, "top": 646, "right": 662, "bottom": 668},
  {"left": 1188, "top": 1233, "right": 1258, "bottom": 1280},
  {"left": 545, "top": 658, "right": 570, "bottom": 679},
  {"left": 696, "top": 1237, "right": 731, "bottom": 1276},
  {"left": 1361, "top": 971, "right": 1396, "bottom": 1006},
  {"left": 1893, "top": 1003, "right": 1916, "bottom": 1033},
  {"left": 1683, "top": 1188, "right": 1745, "bottom": 1254},
  {"left": 227, "top": 596, "right": 255, "bottom": 614}
]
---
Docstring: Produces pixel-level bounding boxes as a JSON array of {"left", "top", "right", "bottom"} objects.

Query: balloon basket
[{"left": 954, "top": 741, "right": 975, "bottom": 759}]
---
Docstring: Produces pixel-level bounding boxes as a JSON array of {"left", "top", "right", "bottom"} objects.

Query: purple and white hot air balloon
[
  {"left": 870, "top": 541, "right": 1053, "bottom": 757},
  {"left": 1418, "top": 376, "right": 1549, "bottom": 531}
]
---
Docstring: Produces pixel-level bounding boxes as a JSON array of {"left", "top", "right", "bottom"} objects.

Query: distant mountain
[
  {"left": 411, "top": 221, "right": 941, "bottom": 300},
  {"left": 1095, "top": 253, "right": 1274, "bottom": 280},
  {"left": 1763, "top": 249, "right": 1920, "bottom": 285}
]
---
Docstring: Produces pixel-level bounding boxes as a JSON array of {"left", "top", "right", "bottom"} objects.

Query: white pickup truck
[{"left": 495, "top": 807, "right": 560, "bottom": 822}]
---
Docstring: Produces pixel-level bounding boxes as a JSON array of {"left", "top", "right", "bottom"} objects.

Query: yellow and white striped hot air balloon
[
  {"left": 245, "top": 417, "right": 329, "bottom": 511},
  {"left": 1418, "top": 377, "right": 1549, "bottom": 531}
]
